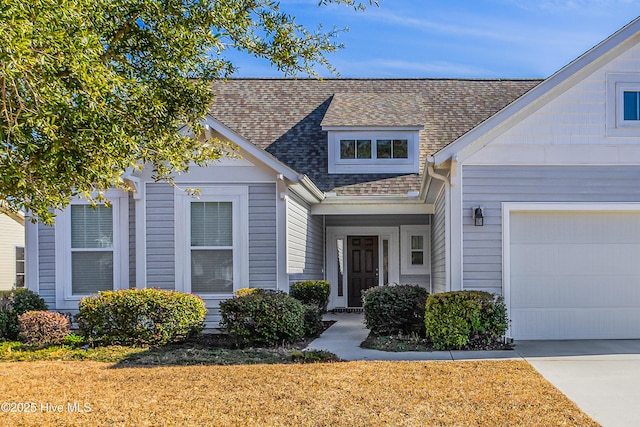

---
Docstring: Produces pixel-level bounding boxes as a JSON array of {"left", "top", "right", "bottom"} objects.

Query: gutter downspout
[{"left": 426, "top": 156, "right": 452, "bottom": 294}]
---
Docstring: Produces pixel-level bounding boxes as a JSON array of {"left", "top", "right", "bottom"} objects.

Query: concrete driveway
[{"left": 515, "top": 340, "right": 640, "bottom": 427}]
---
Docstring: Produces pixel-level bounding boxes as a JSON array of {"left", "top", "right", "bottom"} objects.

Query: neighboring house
[
  {"left": 25, "top": 17, "right": 640, "bottom": 340},
  {"left": 0, "top": 206, "right": 25, "bottom": 291}
]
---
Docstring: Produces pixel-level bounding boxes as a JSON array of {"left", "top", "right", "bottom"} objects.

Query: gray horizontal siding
[
  {"left": 248, "top": 184, "right": 277, "bottom": 289},
  {"left": 462, "top": 165, "right": 640, "bottom": 295},
  {"left": 38, "top": 223, "right": 56, "bottom": 308},
  {"left": 287, "top": 193, "right": 324, "bottom": 284},
  {"left": 431, "top": 188, "right": 447, "bottom": 293},
  {"left": 325, "top": 214, "right": 429, "bottom": 227},
  {"left": 146, "top": 183, "right": 175, "bottom": 290}
]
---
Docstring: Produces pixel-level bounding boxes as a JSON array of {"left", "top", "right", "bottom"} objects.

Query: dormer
[{"left": 321, "top": 93, "right": 424, "bottom": 174}]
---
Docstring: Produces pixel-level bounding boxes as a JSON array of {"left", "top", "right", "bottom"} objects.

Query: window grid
[
  {"left": 340, "top": 138, "right": 409, "bottom": 160},
  {"left": 15, "top": 246, "right": 24, "bottom": 288}
]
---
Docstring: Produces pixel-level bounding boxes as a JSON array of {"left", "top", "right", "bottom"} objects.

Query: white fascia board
[
  {"left": 312, "top": 198, "right": 433, "bottom": 215},
  {"left": 321, "top": 125, "right": 424, "bottom": 131},
  {"left": 202, "top": 116, "right": 300, "bottom": 182},
  {"left": 432, "top": 17, "right": 640, "bottom": 167}
]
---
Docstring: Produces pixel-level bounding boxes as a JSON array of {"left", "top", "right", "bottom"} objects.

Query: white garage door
[{"left": 509, "top": 210, "right": 640, "bottom": 340}]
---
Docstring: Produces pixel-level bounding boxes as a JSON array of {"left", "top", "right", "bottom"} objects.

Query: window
[
  {"left": 15, "top": 247, "right": 24, "bottom": 288},
  {"left": 376, "top": 139, "right": 408, "bottom": 159},
  {"left": 329, "top": 131, "right": 419, "bottom": 174},
  {"left": 70, "top": 205, "right": 114, "bottom": 295},
  {"left": 606, "top": 73, "right": 640, "bottom": 136},
  {"left": 190, "top": 202, "right": 234, "bottom": 294},
  {"left": 175, "top": 186, "right": 249, "bottom": 296},
  {"left": 624, "top": 91, "right": 640, "bottom": 121},
  {"left": 55, "top": 193, "right": 128, "bottom": 309},
  {"left": 401, "top": 225, "right": 430, "bottom": 275},
  {"left": 339, "top": 138, "right": 408, "bottom": 160}
]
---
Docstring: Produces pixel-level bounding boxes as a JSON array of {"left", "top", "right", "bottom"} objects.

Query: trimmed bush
[
  {"left": 302, "top": 304, "right": 323, "bottom": 337},
  {"left": 77, "top": 289, "right": 207, "bottom": 346},
  {"left": 290, "top": 280, "right": 330, "bottom": 313},
  {"left": 363, "top": 285, "right": 429, "bottom": 336},
  {"left": 234, "top": 288, "right": 261, "bottom": 298},
  {"left": 220, "top": 292, "right": 305, "bottom": 346},
  {"left": 424, "top": 291, "right": 508, "bottom": 350},
  {"left": 18, "top": 311, "right": 71, "bottom": 345},
  {"left": 0, "top": 289, "right": 48, "bottom": 340}
]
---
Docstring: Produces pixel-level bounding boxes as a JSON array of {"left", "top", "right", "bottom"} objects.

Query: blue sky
[{"left": 225, "top": 0, "right": 640, "bottom": 78}]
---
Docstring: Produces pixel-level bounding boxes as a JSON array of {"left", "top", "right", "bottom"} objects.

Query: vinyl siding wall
[
  {"left": 37, "top": 223, "right": 56, "bottom": 308},
  {"left": 462, "top": 165, "right": 640, "bottom": 295},
  {"left": 248, "top": 184, "right": 278, "bottom": 289},
  {"left": 431, "top": 188, "right": 447, "bottom": 293},
  {"left": 0, "top": 215, "right": 24, "bottom": 291},
  {"left": 287, "top": 193, "right": 324, "bottom": 284},
  {"left": 146, "top": 183, "right": 175, "bottom": 290}
]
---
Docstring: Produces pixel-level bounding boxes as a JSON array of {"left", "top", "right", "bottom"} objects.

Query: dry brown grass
[{"left": 0, "top": 360, "right": 598, "bottom": 427}]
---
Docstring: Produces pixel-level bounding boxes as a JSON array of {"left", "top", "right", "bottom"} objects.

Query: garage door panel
[
  {"left": 509, "top": 210, "right": 640, "bottom": 340},
  {"left": 511, "top": 308, "right": 640, "bottom": 340},
  {"left": 512, "top": 276, "right": 640, "bottom": 309},
  {"left": 511, "top": 243, "right": 640, "bottom": 276},
  {"left": 510, "top": 212, "right": 640, "bottom": 244}
]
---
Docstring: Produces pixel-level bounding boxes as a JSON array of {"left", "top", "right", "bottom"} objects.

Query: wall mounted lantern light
[{"left": 473, "top": 206, "right": 484, "bottom": 226}]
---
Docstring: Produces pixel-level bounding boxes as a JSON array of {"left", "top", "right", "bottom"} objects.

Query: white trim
[
  {"left": 174, "top": 185, "right": 249, "bottom": 298},
  {"left": 501, "top": 202, "right": 640, "bottom": 339},
  {"left": 327, "top": 130, "right": 420, "bottom": 174},
  {"left": 400, "top": 225, "right": 431, "bottom": 275},
  {"left": 325, "top": 226, "right": 400, "bottom": 309},
  {"left": 449, "top": 163, "right": 463, "bottom": 291},
  {"left": 54, "top": 192, "right": 129, "bottom": 310},
  {"left": 276, "top": 183, "right": 289, "bottom": 291},
  {"left": 312, "top": 200, "right": 432, "bottom": 215},
  {"left": 135, "top": 184, "right": 147, "bottom": 288},
  {"left": 25, "top": 218, "right": 39, "bottom": 293},
  {"left": 464, "top": 145, "right": 640, "bottom": 166},
  {"left": 322, "top": 126, "right": 424, "bottom": 131},
  {"left": 606, "top": 73, "right": 640, "bottom": 137}
]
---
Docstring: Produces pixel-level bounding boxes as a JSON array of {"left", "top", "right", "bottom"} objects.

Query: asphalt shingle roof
[{"left": 209, "top": 79, "right": 541, "bottom": 196}]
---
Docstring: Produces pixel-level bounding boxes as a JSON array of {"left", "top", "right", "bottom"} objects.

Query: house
[
  {"left": 0, "top": 205, "right": 25, "bottom": 291},
  {"left": 25, "top": 17, "right": 640, "bottom": 340}
]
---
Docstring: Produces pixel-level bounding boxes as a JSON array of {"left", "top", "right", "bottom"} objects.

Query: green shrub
[
  {"left": 76, "top": 289, "right": 207, "bottom": 346},
  {"left": 290, "top": 280, "right": 330, "bottom": 313},
  {"left": 302, "top": 304, "right": 323, "bottom": 337},
  {"left": 424, "top": 291, "right": 508, "bottom": 350},
  {"left": 61, "top": 333, "right": 86, "bottom": 347},
  {"left": 18, "top": 311, "right": 71, "bottom": 345},
  {"left": 219, "top": 292, "right": 305, "bottom": 346},
  {"left": 0, "top": 289, "right": 48, "bottom": 341},
  {"left": 363, "top": 285, "right": 429, "bottom": 336}
]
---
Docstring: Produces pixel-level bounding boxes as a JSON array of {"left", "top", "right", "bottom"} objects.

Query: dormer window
[{"left": 328, "top": 131, "right": 420, "bottom": 174}]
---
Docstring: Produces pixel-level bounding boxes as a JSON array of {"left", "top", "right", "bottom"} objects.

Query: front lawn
[{"left": 0, "top": 360, "right": 598, "bottom": 426}]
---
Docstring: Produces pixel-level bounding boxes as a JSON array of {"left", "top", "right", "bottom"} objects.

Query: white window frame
[
  {"left": 55, "top": 192, "right": 129, "bottom": 309},
  {"left": 328, "top": 130, "right": 420, "bottom": 174},
  {"left": 400, "top": 225, "right": 431, "bottom": 275},
  {"left": 606, "top": 73, "right": 640, "bottom": 136},
  {"left": 174, "top": 186, "right": 249, "bottom": 298},
  {"left": 14, "top": 246, "right": 25, "bottom": 288}
]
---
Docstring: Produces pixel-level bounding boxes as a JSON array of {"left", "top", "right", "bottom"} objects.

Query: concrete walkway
[
  {"left": 305, "top": 312, "right": 518, "bottom": 361},
  {"left": 305, "top": 313, "right": 640, "bottom": 427}
]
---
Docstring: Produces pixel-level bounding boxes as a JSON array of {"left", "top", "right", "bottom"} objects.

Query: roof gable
[{"left": 433, "top": 16, "right": 640, "bottom": 166}]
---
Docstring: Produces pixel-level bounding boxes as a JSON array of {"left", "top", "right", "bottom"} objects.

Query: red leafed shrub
[{"left": 18, "top": 311, "right": 71, "bottom": 345}]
